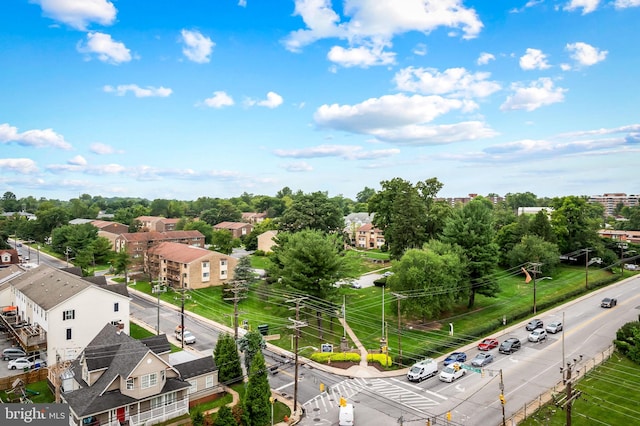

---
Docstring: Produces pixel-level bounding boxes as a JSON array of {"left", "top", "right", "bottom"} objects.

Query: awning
[{"left": 2, "top": 306, "right": 17, "bottom": 312}]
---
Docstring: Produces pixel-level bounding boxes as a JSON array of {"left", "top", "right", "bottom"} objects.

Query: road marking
[
  {"left": 131, "top": 302, "right": 146, "bottom": 310},
  {"left": 275, "top": 381, "right": 294, "bottom": 391}
]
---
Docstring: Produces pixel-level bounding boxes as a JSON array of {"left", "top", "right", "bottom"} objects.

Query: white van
[
  {"left": 406, "top": 358, "right": 438, "bottom": 382},
  {"left": 338, "top": 403, "right": 354, "bottom": 426}
]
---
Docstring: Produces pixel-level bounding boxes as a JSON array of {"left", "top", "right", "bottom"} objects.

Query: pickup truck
[{"left": 175, "top": 328, "right": 196, "bottom": 344}]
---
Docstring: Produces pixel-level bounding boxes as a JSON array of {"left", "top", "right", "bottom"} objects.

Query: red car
[{"left": 478, "top": 338, "right": 499, "bottom": 351}]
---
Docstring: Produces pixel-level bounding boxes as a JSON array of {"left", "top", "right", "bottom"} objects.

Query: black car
[
  {"left": 499, "top": 337, "right": 521, "bottom": 354},
  {"left": 601, "top": 298, "right": 617, "bottom": 308},
  {"left": 526, "top": 319, "right": 544, "bottom": 331}
]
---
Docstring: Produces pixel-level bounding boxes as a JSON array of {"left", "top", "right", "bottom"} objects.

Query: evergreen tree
[
  {"left": 237, "top": 330, "right": 266, "bottom": 372},
  {"left": 243, "top": 351, "right": 271, "bottom": 426},
  {"left": 214, "top": 334, "right": 243, "bottom": 384},
  {"left": 213, "top": 405, "right": 238, "bottom": 426}
]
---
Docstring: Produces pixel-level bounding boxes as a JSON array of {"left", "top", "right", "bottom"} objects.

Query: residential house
[
  {"left": 0, "top": 265, "right": 130, "bottom": 367},
  {"left": 213, "top": 222, "right": 253, "bottom": 239},
  {"left": 257, "top": 230, "right": 278, "bottom": 253},
  {"left": 114, "top": 231, "right": 205, "bottom": 263},
  {"left": 173, "top": 356, "right": 219, "bottom": 407},
  {"left": 62, "top": 323, "right": 214, "bottom": 426},
  {"left": 0, "top": 248, "right": 20, "bottom": 266},
  {"left": 356, "top": 223, "right": 385, "bottom": 250},
  {"left": 241, "top": 212, "right": 267, "bottom": 224},
  {"left": 344, "top": 213, "right": 374, "bottom": 246},
  {"left": 156, "top": 218, "right": 180, "bottom": 232},
  {"left": 146, "top": 242, "right": 237, "bottom": 289},
  {"left": 598, "top": 229, "right": 640, "bottom": 244},
  {"left": 1, "top": 211, "right": 37, "bottom": 220},
  {"left": 135, "top": 216, "right": 165, "bottom": 232},
  {"left": 68, "top": 219, "right": 129, "bottom": 250}
]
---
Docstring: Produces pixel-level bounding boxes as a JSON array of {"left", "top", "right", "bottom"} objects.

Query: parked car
[
  {"left": 2, "top": 348, "right": 27, "bottom": 360},
  {"left": 443, "top": 352, "right": 467, "bottom": 366},
  {"left": 350, "top": 282, "right": 362, "bottom": 289},
  {"left": 528, "top": 328, "right": 547, "bottom": 343},
  {"left": 526, "top": 319, "right": 544, "bottom": 331},
  {"left": 478, "top": 338, "right": 499, "bottom": 351},
  {"left": 175, "top": 328, "right": 196, "bottom": 344},
  {"left": 406, "top": 358, "right": 438, "bottom": 382},
  {"left": 471, "top": 352, "right": 494, "bottom": 367},
  {"left": 601, "top": 298, "right": 617, "bottom": 308},
  {"left": 546, "top": 321, "right": 563, "bottom": 334},
  {"left": 499, "top": 338, "right": 521, "bottom": 354},
  {"left": 439, "top": 363, "right": 466, "bottom": 382},
  {"left": 8, "top": 357, "right": 33, "bottom": 370}
]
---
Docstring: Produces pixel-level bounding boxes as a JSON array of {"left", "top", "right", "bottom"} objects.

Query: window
[
  {"left": 63, "top": 310, "right": 75, "bottom": 320},
  {"left": 66, "top": 328, "right": 72, "bottom": 340},
  {"left": 165, "top": 392, "right": 176, "bottom": 405},
  {"left": 205, "top": 375, "right": 214, "bottom": 388},
  {"left": 114, "top": 302, "right": 119, "bottom": 312},
  {"left": 220, "top": 260, "right": 227, "bottom": 266},
  {"left": 203, "top": 272, "right": 210, "bottom": 278},
  {"left": 151, "top": 395, "right": 163, "bottom": 409},
  {"left": 141, "top": 373, "right": 158, "bottom": 389},
  {"left": 188, "top": 379, "right": 197, "bottom": 394},
  {"left": 126, "top": 378, "right": 134, "bottom": 390}
]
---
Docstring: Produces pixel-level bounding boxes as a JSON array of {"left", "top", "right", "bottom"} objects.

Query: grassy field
[
  {"left": 520, "top": 351, "right": 640, "bottom": 425},
  {"left": 0, "top": 379, "right": 54, "bottom": 403},
  {"left": 129, "top": 322, "right": 182, "bottom": 353},
  {"left": 129, "top": 261, "right": 628, "bottom": 368}
]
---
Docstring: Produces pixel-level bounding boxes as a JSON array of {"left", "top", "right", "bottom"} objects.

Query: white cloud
[
  {"left": 477, "top": 52, "right": 495, "bottom": 65},
  {"left": 274, "top": 144, "right": 400, "bottom": 159},
  {"left": 238, "top": 0, "right": 247, "bottom": 6},
  {"left": 519, "top": 48, "right": 550, "bottom": 70},
  {"left": 560, "top": 63, "right": 572, "bottom": 71},
  {"left": 500, "top": 78, "right": 567, "bottom": 111},
  {"left": 564, "top": 0, "right": 601, "bottom": 14},
  {"left": 90, "top": 142, "right": 122, "bottom": 155},
  {"left": 327, "top": 43, "right": 396, "bottom": 67},
  {"left": 247, "top": 92, "right": 284, "bottom": 108},
  {"left": 281, "top": 161, "right": 314, "bottom": 172},
  {"left": 313, "top": 93, "right": 493, "bottom": 145},
  {"left": 68, "top": 155, "right": 87, "bottom": 166},
  {"left": 0, "top": 123, "right": 72, "bottom": 149},
  {"left": 413, "top": 43, "right": 427, "bottom": 56},
  {"left": 180, "top": 29, "right": 214, "bottom": 63},
  {"left": 47, "top": 162, "right": 126, "bottom": 175},
  {"left": 77, "top": 32, "right": 132, "bottom": 64},
  {"left": 615, "top": 0, "right": 640, "bottom": 8},
  {"left": 31, "top": 0, "right": 116, "bottom": 30},
  {"left": 566, "top": 42, "right": 607, "bottom": 66},
  {"left": 394, "top": 66, "right": 501, "bottom": 98},
  {"left": 283, "top": 0, "right": 483, "bottom": 67},
  {"left": 103, "top": 84, "right": 172, "bottom": 97},
  {"left": 202, "top": 91, "right": 235, "bottom": 108},
  {"left": 0, "top": 158, "right": 39, "bottom": 173}
]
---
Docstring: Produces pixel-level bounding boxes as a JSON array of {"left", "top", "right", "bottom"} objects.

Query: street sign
[
  {"left": 321, "top": 343, "right": 333, "bottom": 353},
  {"left": 460, "top": 364, "right": 481, "bottom": 374}
]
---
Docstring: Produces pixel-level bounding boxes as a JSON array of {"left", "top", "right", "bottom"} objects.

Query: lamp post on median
[{"left": 533, "top": 275, "right": 552, "bottom": 315}]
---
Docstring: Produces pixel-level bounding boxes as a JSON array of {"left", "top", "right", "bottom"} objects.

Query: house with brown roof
[
  {"left": 356, "top": 223, "right": 385, "bottom": 250},
  {"left": 61, "top": 323, "right": 219, "bottom": 426},
  {"left": 0, "top": 248, "right": 20, "bottom": 266},
  {"left": 241, "top": 212, "right": 267, "bottom": 224},
  {"left": 135, "top": 216, "right": 181, "bottom": 232},
  {"left": 114, "top": 231, "right": 205, "bottom": 262},
  {"left": 213, "top": 221, "right": 253, "bottom": 239},
  {"left": 145, "top": 242, "right": 237, "bottom": 289}
]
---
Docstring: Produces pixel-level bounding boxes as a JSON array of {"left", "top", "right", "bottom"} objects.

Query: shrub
[
  {"left": 310, "top": 352, "right": 361, "bottom": 363},
  {"left": 367, "top": 353, "right": 392, "bottom": 367}
]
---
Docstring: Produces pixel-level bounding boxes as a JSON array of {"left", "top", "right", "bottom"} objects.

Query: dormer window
[{"left": 126, "top": 378, "right": 134, "bottom": 390}]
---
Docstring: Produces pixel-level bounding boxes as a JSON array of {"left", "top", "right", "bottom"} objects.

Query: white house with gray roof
[{"left": 1, "top": 265, "right": 130, "bottom": 367}]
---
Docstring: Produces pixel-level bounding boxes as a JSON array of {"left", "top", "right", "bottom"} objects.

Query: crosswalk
[{"left": 303, "top": 377, "right": 447, "bottom": 417}]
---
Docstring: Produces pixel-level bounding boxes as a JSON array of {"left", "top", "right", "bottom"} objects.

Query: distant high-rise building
[{"left": 588, "top": 193, "right": 640, "bottom": 216}]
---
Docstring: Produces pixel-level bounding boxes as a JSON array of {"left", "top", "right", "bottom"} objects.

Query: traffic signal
[
  {"left": 340, "top": 397, "right": 347, "bottom": 407},
  {"left": 499, "top": 394, "right": 506, "bottom": 405},
  {"left": 453, "top": 363, "right": 460, "bottom": 371},
  {"left": 320, "top": 383, "right": 325, "bottom": 392},
  {"left": 446, "top": 411, "right": 452, "bottom": 421}
]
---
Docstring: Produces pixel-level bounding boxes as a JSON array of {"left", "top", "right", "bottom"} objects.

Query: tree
[
  {"left": 614, "top": 321, "right": 640, "bottom": 364},
  {"left": 270, "top": 229, "right": 348, "bottom": 339},
  {"left": 214, "top": 334, "right": 243, "bottom": 384},
  {"left": 504, "top": 192, "right": 538, "bottom": 211},
  {"left": 211, "top": 230, "right": 238, "bottom": 255},
  {"left": 183, "top": 220, "right": 214, "bottom": 244},
  {"left": 507, "top": 235, "right": 560, "bottom": 275},
  {"left": 243, "top": 351, "right": 271, "bottom": 426},
  {"left": 36, "top": 206, "right": 71, "bottom": 237},
  {"left": 1, "top": 191, "right": 20, "bottom": 212},
  {"left": 529, "top": 210, "right": 554, "bottom": 242},
  {"left": 389, "top": 241, "right": 467, "bottom": 321},
  {"left": 50, "top": 223, "right": 99, "bottom": 255},
  {"left": 90, "top": 237, "right": 114, "bottom": 264},
  {"left": 279, "top": 192, "right": 344, "bottom": 234},
  {"left": 237, "top": 330, "right": 266, "bottom": 372},
  {"left": 113, "top": 250, "right": 132, "bottom": 284},
  {"left": 551, "top": 196, "right": 603, "bottom": 254},
  {"left": 442, "top": 197, "right": 500, "bottom": 308},
  {"left": 200, "top": 201, "right": 242, "bottom": 226},
  {"left": 356, "top": 186, "right": 376, "bottom": 204},
  {"left": 213, "top": 405, "right": 237, "bottom": 426}
]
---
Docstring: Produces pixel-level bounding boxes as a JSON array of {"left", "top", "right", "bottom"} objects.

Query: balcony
[{"left": 0, "top": 309, "right": 47, "bottom": 353}]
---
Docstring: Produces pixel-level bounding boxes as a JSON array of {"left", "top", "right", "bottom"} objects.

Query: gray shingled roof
[
  {"left": 173, "top": 356, "right": 217, "bottom": 379},
  {"left": 63, "top": 324, "right": 190, "bottom": 418}
]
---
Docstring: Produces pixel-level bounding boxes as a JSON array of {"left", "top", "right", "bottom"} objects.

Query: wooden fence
[{"left": 0, "top": 368, "right": 48, "bottom": 392}]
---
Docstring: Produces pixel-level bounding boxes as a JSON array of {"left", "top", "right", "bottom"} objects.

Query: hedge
[{"left": 310, "top": 352, "right": 361, "bottom": 363}]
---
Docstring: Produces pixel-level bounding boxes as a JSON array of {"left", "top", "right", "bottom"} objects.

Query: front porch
[{"left": 77, "top": 397, "right": 188, "bottom": 426}]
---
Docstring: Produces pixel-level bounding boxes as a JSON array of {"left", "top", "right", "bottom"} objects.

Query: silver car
[{"left": 528, "top": 328, "right": 547, "bottom": 342}]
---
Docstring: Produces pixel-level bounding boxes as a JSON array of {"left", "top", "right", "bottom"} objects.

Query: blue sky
[{"left": 1, "top": 0, "right": 639, "bottom": 202}]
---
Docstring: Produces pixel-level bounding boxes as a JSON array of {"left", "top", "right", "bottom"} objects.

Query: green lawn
[
  {"left": 520, "top": 352, "right": 640, "bottom": 425},
  {"left": 0, "top": 379, "right": 54, "bottom": 403},
  {"left": 129, "top": 321, "right": 182, "bottom": 353},
  {"left": 129, "top": 263, "right": 626, "bottom": 369}
]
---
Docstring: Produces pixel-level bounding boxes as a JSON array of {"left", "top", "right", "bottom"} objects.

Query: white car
[
  {"left": 175, "top": 330, "right": 196, "bottom": 344},
  {"left": 439, "top": 363, "right": 466, "bottom": 382},
  {"left": 8, "top": 357, "right": 33, "bottom": 370},
  {"left": 528, "top": 328, "right": 547, "bottom": 343}
]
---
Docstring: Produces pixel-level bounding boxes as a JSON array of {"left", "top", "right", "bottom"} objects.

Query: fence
[
  {"left": 0, "top": 368, "right": 49, "bottom": 391},
  {"left": 504, "top": 344, "right": 615, "bottom": 425}
]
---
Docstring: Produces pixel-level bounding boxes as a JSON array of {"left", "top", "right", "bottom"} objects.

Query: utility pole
[
  {"left": 499, "top": 369, "right": 506, "bottom": 426},
  {"left": 287, "top": 297, "right": 308, "bottom": 420},
  {"left": 527, "top": 262, "right": 542, "bottom": 314},
  {"left": 559, "top": 355, "right": 583, "bottom": 426},
  {"left": 223, "top": 279, "right": 248, "bottom": 341},
  {"left": 391, "top": 292, "right": 407, "bottom": 367},
  {"left": 153, "top": 278, "right": 167, "bottom": 335},
  {"left": 584, "top": 248, "right": 591, "bottom": 289},
  {"left": 380, "top": 284, "right": 387, "bottom": 352},
  {"left": 175, "top": 273, "right": 189, "bottom": 349}
]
